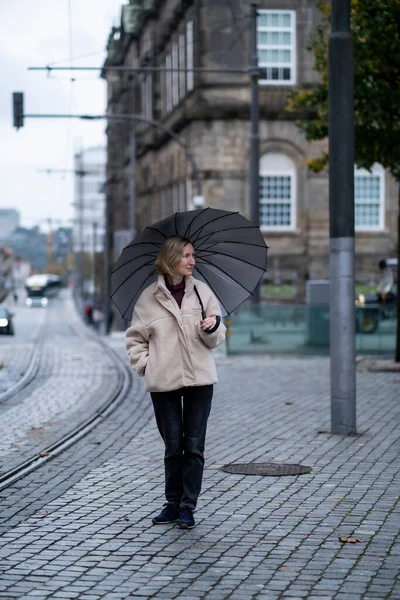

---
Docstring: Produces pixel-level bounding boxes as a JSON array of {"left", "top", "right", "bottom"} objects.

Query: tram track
[
  {"left": 0, "top": 340, "right": 42, "bottom": 405},
  {"left": 0, "top": 295, "right": 134, "bottom": 492}
]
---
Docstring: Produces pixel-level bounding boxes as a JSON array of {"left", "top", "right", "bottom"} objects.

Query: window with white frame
[
  {"left": 186, "top": 21, "right": 194, "bottom": 91},
  {"left": 354, "top": 163, "right": 384, "bottom": 229},
  {"left": 160, "top": 189, "right": 168, "bottom": 219},
  {"left": 165, "top": 53, "right": 172, "bottom": 113},
  {"left": 257, "top": 10, "right": 296, "bottom": 84},
  {"left": 160, "top": 59, "right": 166, "bottom": 114},
  {"left": 179, "top": 181, "right": 186, "bottom": 212},
  {"left": 145, "top": 74, "right": 152, "bottom": 120},
  {"left": 161, "top": 21, "right": 195, "bottom": 115},
  {"left": 179, "top": 33, "right": 186, "bottom": 100},
  {"left": 259, "top": 153, "right": 296, "bottom": 229},
  {"left": 141, "top": 80, "right": 146, "bottom": 123},
  {"left": 140, "top": 74, "right": 153, "bottom": 122},
  {"left": 172, "top": 42, "right": 179, "bottom": 107},
  {"left": 172, "top": 183, "right": 180, "bottom": 213},
  {"left": 186, "top": 178, "right": 192, "bottom": 210}
]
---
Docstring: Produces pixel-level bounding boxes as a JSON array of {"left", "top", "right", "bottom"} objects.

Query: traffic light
[{"left": 13, "top": 92, "right": 24, "bottom": 129}]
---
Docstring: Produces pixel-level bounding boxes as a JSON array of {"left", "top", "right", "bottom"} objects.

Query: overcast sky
[{"left": 0, "top": 0, "right": 123, "bottom": 230}]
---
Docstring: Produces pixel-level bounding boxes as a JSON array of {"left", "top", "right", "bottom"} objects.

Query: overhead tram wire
[
  {"left": 29, "top": 14, "right": 254, "bottom": 75},
  {"left": 47, "top": 49, "right": 106, "bottom": 66},
  {"left": 44, "top": 50, "right": 106, "bottom": 82}
]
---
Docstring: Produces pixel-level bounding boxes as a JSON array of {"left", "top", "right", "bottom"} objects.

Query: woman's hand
[{"left": 200, "top": 316, "right": 217, "bottom": 332}]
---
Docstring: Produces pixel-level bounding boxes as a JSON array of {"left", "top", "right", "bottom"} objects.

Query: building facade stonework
[{"left": 102, "top": 0, "right": 398, "bottom": 291}]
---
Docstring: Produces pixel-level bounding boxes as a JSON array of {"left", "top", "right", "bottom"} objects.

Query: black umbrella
[{"left": 110, "top": 208, "right": 269, "bottom": 321}]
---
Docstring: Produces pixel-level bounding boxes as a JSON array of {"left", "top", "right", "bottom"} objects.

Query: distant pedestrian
[
  {"left": 125, "top": 236, "right": 226, "bottom": 529},
  {"left": 106, "top": 308, "right": 114, "bottom": 334},
  {"left": 13, "top": 291, "right": 18, "bottom": 304},
  {"left": 92, "top": 307, "right": 103, "bottom": 332},
  {"left": 83, "top": 301, "right": 93, "bottom": 325}
]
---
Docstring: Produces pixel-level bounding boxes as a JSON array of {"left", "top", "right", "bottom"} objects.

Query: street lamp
[{"left": 12, "top": 99, "right": 207, "bottom": 333}]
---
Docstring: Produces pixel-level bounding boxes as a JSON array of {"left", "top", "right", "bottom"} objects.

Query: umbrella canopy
[{"left": 111, "top": 208, "right": 268, "bottom": 321}]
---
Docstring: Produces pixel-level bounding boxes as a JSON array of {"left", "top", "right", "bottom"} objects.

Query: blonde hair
[{"left": 155, "top": 236, "right": 193, "bottom": 277}]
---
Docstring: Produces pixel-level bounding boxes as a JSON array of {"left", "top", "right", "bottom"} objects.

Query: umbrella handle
[{"left": 193, "top": 285, "right": 207, "bottom": 320}]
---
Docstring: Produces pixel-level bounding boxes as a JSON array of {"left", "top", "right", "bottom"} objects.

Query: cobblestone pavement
[
  {"left": 0, "top": 343, "right": 36, "bottom": 396},
  {"left": 0, "top": 301, "right": 46, "bottom": 396},
  {"left": 0, "top": 331, "right": 398, "bottom": 599},
  {"left": 0, "top": 293, "right": 121, "bottom": 475}
]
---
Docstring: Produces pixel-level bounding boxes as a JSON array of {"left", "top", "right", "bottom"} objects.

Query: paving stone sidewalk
[
  {"left": 0, "top": 294, "right": 121, "bottom": 474},
  {"left": 0, "top": 337, "right": 398, "bottom": 600},
  {"left": 0, "top": 343, "right": 36, "bottom": 396}
]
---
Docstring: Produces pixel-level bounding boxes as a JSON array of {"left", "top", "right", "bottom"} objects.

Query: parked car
[
  {"left": 0, "top": 306, "right": 15, "bottom": 335},
  {"left": 355, "top": 258, "right": 397, "bottom": 333}
]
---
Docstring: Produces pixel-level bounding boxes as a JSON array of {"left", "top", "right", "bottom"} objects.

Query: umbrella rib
[
  {"left": 196, "top": 250, "right": 267, "bottom": 274},
  {"left": 175, "top": 212, "right": 179, "bottom": 236},
  {"left": 189, "top": 211, "right": 240, "bottom": 242},
  {"left": 111, "top": 254, "right": 158, "bottom": 275},
  {"left": 196, "top": 256, "right": 254, "bottom": 295},
  {"left": 194, "top": 225, "right": 262, "bottom": 246},
  {"left": 111, "top": 254, "right": 157, "bottom": 275},
  {"left": 110, "top": 259, "right": 156, "bottom": 298},
  {"left": 226, "top": 273, "right": 264, "bottom": 315},
  {"left": 145, "top": 226, "right": 168, "bottom": 239},
  {"left": 193, "top": 232, "right": 217, "bottom": 252},
  {"left": 184, "top": 207, "right": 210, "bottom": 238},
  {"left": 193, "top": 266, "right": 229, "bottom": 316},
  {"left": 121, "top": 270, "right": 157, "bottom": 320},
  {"left": 125, "top": 241, "right": 162, "bottom": 250},
  {"left": 196, "top": 238, "right": 269, "bottom": 254}
]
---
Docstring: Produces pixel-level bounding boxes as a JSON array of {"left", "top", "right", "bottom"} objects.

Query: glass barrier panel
[{"left": 224, "top": 304, "right": 396, "bottom": 356}]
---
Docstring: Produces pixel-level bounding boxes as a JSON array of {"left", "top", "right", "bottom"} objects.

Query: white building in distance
[
  {"left": 73, "top": 146, "right": 106, "bottom": 256},
  {"left": 0, "top": 209, "right": 20, "bottom": 238}
]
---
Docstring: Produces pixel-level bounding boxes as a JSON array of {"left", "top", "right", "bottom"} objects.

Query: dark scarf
[{"left": 165, "top": 276, "right": 185, "bottom": 308}]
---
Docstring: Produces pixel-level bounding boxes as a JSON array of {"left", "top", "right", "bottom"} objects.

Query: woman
[{"left": 125, "top": 236, "right": 226, "bottom": 529}]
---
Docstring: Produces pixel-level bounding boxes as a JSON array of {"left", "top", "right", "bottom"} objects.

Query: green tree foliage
[
  {"left": 287, "top": 0, "right": 400, "bottom": 178},
  {"left": 287, "top": 0, "right": 400, "bottom": 361}
]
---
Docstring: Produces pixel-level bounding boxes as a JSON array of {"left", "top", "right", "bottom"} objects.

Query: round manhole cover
[{"left": 221, "top": 462, "right": 312, "bottom": 476}]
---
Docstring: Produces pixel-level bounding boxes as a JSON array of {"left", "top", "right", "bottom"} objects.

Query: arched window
[
  {"left": 259, "top": 152, "right": 296, "bottom": 229},
  {"left": 354, "top": 163, "right": 385, "bottom": 230}
]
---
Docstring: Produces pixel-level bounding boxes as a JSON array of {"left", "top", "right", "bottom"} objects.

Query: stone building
[{"left": 102, "top": 0, "right": 398, "bottom": 290}]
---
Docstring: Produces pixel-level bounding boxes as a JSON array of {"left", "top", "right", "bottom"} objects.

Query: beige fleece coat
[{"left": 125, "top": 275, "right": 226, "bottom": 392}]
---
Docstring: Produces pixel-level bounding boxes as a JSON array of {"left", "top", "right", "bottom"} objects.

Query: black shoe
[
  {"left": 178, "top": 506, "right": 195, "bottom": 529},
  {"left": 152, "top": 504, "right": 180, "bottom": 525}
]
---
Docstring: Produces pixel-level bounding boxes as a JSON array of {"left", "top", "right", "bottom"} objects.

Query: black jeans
[{"left": 151, "top": 385, "right": 213, "bottom": 511}]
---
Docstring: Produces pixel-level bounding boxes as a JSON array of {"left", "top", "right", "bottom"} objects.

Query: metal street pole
[
  {"left": 249, "top": 3, "right": 260, "bottom": 304},
  {"left": 92, "top": 221, "right": 97, "bottom": 300},
  {"left": 104, "top": 195, "right": 112, "bottom": 335},
  {"left": 397, "top": 200, "right": 400, "bottom": 361},
  {"left": 129, "top": 131, "right": 136, "bottom": 240},
  {"left": 329, "top": 0, "right": 356, "bottom": 435},
  {"left": 77, "top": 152, "right": 85, "bottom": 300},
  {"left": 16, "top": 106, "right": 205, "bottom": 332},
  {"left": 37, "top": 165, "right": 103, "bottom": 306},
  {"left": 46, "top": 217, "right": 53, "bottom": 270},
  {"left": 26, "top": 112, "right": 202, "bottom": 199}
]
